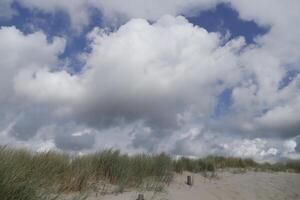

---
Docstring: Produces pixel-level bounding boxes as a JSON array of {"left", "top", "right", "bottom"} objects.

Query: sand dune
[{"left": 82, "top": 171, "right": 300, "bottom": 200}]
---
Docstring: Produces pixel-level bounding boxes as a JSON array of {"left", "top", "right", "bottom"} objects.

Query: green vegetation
[
  {"left": 173, "top": 156, "right": 257, "bottom": 173},
  {"left": 173, "top": 155, "right": 300, "bottom": 174},
  {"left": 0, "top": 145, "right": 299, "bottom": 200},
  {"left": 0, "top": 146, "right": 173, "bottom": 200}
]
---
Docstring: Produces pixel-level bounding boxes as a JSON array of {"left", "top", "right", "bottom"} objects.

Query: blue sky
[
  {"left": 186, "top": 3, "right": 268, "bottom": 44},
  {"left": 0, "top": 0, "right": 299, "bottom": 161}
]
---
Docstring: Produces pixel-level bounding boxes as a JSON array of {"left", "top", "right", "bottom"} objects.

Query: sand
[{"left": 67, "top": 171, "right": 300, "bottom": 200}]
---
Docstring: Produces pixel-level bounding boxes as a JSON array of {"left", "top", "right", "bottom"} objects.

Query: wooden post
[
  {"left": 187, "top": 175, "right": 193, "bottom": 186},
  {"left": 136, "top": 194, "right": 144, "bottom": 200}
]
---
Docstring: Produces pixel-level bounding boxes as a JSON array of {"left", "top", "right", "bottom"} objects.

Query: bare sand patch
[{"left": 78, "top": 171, "right": 300, "bottom": 200}]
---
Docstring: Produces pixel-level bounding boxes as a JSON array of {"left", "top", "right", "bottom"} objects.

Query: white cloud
[
  {"left": 226, "top": 138, "right": 298, "bottom": 163},
  {"left": 0, "top": 16, "right": 245, "bottom": 155},
  {"left": 283, "top": 140, "right": 297, "bottom": 154},
  {"left": 0, "top": 1, "right": 300, "bottom": 161},
  {"left": 256, "top": 97, "right": 300, "bottom": 135},
  {"left": 14, "top": 69, "right": 84, "bottom": 104},
  {"left": 228, "top": 0, "right": 300, "bottom": 66},
  {"left": 20, "top": 16, "right": 244, "bottom": 131},
  {"left": 226, "top": 138, "right": 277, "bottom": 161},
  {"left": 0, "top": 26, "right": 65, "bottom": 100},
  {"left": 1, "top": 0, "right": 299, "bottom": 48},
  {"left": 0, "top": 26, "right": 66, "bottom": 146}
]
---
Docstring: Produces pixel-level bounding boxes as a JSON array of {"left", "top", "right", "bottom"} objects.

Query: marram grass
[{"left": 0, "top": 146, "right": 299, "bottom": 200}]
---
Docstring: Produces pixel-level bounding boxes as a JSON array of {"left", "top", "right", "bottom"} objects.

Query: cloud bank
[{"left": 0, "top": 0, "right": 300, "bottom": 162}]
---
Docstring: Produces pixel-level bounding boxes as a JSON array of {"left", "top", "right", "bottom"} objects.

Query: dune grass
[
  {"left": 1, "top": 145, "right": 300, "bottom": 200},
  {"left": 0, "top": 147, "right": 53, "bottom": 200},
  {"left": 0, "top": 146, "right": 173, "bottom": 200},
  {"left": 173, "top": 155, "right": 300, "bottom": 174},
  {"left": 173, "top": 156, "right": 258, "bottom": 173}
]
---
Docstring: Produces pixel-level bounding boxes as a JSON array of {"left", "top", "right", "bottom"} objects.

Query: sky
[{"left": 0, "top": 0, "right": 300, "bottom": 162}]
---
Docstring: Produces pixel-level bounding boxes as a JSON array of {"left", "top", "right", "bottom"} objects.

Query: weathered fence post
[
  {"left": 187, "top": 175, "right": 193, "bottom": 186},
  {"left": 136, "top": 194, "right": 145, "bottom": 200}
]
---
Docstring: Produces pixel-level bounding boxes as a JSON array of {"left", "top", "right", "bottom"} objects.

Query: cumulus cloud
[
  {"left": 15, "top": 16, "right": 244, "bottom": 137},
  {"left": 0, "top": 26, "right": 65, "bottom": 99},
  {"left": 0, "top": 1, "right": 300, "bottom": 161},
  {"left": 256, "top": 98, "right": 300, "bottom": 137},
  {"left": 14, "top": 69, "right": 84, "bottom": 104},
  {"left": 0, "top": 26, "right": 65, "bottom": 144}
]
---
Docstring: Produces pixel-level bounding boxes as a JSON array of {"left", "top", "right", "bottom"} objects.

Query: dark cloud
[
  {"left": 10, "top": 108, "right": 51, "bottom": 140},
  {"left": 295, "top": 137, "right": 300, "bottom": 153},
  {"left": 54, "top": 124, "right": 96, "bottom": 151}
]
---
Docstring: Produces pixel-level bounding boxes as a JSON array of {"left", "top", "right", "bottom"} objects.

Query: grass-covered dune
[{"left": 0, "top": 146, "right": 299, "bottom": 200}]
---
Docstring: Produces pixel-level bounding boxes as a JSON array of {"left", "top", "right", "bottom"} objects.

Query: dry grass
[
  {"left": 1, "top": 145, "right": 299, "bottom": 200},
  {"left": 0, "top": 147, "right": 173, "bottom": 200}
]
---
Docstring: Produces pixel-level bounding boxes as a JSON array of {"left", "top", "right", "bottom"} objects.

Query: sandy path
[{"left": 78, "top": 171, "right": 300, "bottom": 200}]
